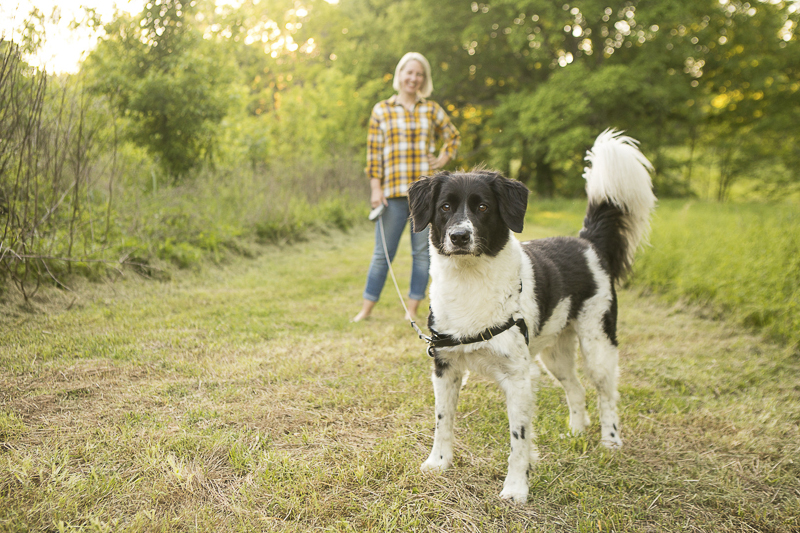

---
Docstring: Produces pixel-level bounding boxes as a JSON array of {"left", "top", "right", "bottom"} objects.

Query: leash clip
[
  {"left": 409, "top": 320, "right": 437, "bottom": 358},
  {"left": 410, "top": 320, "right": 431, "bottom": 342}
]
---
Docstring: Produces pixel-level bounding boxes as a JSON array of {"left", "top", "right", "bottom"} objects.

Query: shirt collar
[{"left": 389, "top": 94, "right": 426, "bottom": 107}]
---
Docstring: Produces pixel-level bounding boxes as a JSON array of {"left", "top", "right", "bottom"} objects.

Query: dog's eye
[
  {"left": 441, "top": 203, "right": 451, "bottom": 212},
  {"left": 478, "top": 204, "right": 488, "bottom": 213}
]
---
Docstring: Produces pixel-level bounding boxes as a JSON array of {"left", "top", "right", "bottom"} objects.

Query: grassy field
[
  {"left": 527, "top": 198, "right": 800, "bottom": 349},
  {"left": 635, "top": 200, "right": 800, "bottom": 349},
  {"left": 1, "top": 212, "right": 799, "bottom": 532}
]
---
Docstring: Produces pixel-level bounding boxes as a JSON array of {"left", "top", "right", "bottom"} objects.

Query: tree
[
  {"left": 85, "top": 0, "right": 233, "bottom": 180},
  {"left": 451, "top": 0, "right": 797, "bottom": 198},
  {"left": 692, "top": 0, "right": 799, "bottom": 199},
  {"left": 82, "top": 0, "right": 799, "bottom": 197}
]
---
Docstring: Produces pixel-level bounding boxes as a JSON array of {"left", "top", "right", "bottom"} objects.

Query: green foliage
[
  {"left": 0, "top": 411, "right": 26, "bottom": 441},
  {"left": 107, "top": 158, "right": 366, "bottom": 271},
  {"left": 85, "top": 0, "right": 234, "bottom": 180},
  {"left": 524, "top": 198, "right": 587, "bottom": 234},
  {"left": 0, "top": 42, "right": 124, "bottom": 297},
  {"left": 265, "top": 67, "right": 378, "bottom": 163},
  {"left": 77, "top": 0, "right": 799, "bottom": 196},
  {"left": 633, "top": 200, "right": 800, "bottom": 348},
  {"left": 523, "top": 198, "right": 800, "bottom": 348},
  {"left": 255, "top": 197, "right": 363, "bottom": 245}
]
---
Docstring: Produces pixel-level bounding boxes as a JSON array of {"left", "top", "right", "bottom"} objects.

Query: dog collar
[{"left": 422, "top": 314, "right": 529, "bottom": 358}]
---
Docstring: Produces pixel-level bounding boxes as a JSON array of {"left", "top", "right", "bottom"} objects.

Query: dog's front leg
[
  {"left": 498, "top": 367, "right": 535, "bottom": 504},
  {"left": 421, "top": 355, "right": 462, "bottom": 473}
]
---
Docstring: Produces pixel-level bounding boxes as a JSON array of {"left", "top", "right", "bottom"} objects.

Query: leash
[
  {"left": 376, "top": 213, "right": 529, "bottom": 358},
  {"left": 377, "top": 214, "right": 433, "bottom": 345}
]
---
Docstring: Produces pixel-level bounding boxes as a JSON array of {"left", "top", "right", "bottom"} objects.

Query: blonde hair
[{"left": 392, "top": 52, "right": 434, "bottom": 98}]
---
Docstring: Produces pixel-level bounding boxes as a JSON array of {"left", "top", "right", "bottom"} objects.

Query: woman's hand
[
  {"left": 370, "top": 178, "right": 388, "bottom": 209},
  {"left": 427, "top": 152, "right": 450, "bottom": 171}
]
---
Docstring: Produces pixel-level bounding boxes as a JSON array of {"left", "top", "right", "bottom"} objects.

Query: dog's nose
[{"left": 449, "top": 229, "right": 471, "bottom": 247}]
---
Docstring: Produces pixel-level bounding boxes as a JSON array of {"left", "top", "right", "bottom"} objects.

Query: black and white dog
[{"left": 408, "top": 130, "right": 656, "bottom": 504}]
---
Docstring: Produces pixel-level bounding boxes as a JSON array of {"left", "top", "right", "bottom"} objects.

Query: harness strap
[{"left": 424, "top": 314, "right": 529, "bottom": 358}]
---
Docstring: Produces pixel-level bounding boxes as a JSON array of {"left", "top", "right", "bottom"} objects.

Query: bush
[{"left": 255, "top": 197, "right": 363, "bottom": 245}]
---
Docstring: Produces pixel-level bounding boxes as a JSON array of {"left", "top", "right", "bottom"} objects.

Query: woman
[{"left": 352, "top": 52, "right": 461, "bottom": 322}]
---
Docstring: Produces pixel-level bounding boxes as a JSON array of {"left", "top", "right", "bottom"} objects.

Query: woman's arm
[
  {"left": 427, "top": 152, "right": 451, "bottom": 171},
  {"left": 366, "top": 106, "right": 387, "bottom": 207},
  {"left": 370, "top": 178, "right": 387, "bottom": 208},
  {"left": 429, "top": 102, "right": 461, "bottom": 170}
]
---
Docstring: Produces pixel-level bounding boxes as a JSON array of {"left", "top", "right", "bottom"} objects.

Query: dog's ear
[
  {"left": 408, "top": 173, "right": 446, "bottom": 232},
  {"left": 489, "top": 173, "right": 529, "bottom": 233}
]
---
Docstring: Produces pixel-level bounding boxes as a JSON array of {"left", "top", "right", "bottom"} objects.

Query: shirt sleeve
[
  {"left": 365, "top": 105, "right": 384, "bottom": 182},
  {"left": 433, "top": 102, "right": 461, "bottom": 159}
]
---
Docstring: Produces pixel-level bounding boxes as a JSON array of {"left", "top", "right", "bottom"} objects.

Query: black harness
[
  {"left": 411, "top": 280, "right": 530, "bottom": 358},
  {"left": 420, "top": 315, "right": 529, "bottom": 358},
  {"left": 409, "top": 282, "right": 530, "bottom": 358}
]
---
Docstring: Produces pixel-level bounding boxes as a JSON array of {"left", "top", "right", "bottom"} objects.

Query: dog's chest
[{"left": 429, "top": 247, "right": 524, "bottom": 337}]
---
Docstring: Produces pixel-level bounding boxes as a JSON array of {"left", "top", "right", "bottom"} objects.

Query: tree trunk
[{"left": 534, "top": 153, "right": 555, "bottom": 198}]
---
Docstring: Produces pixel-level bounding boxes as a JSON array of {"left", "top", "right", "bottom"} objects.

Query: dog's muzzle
[{"left": 445, "top": 222, "right": 475, "bottom": 254}]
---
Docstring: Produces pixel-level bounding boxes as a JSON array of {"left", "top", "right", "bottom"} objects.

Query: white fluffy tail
[{"left": 582, "top": 129, "right": 656, "bottom": 271}]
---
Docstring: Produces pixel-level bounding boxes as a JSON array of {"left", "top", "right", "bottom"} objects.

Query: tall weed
[
  {"left": 0, "top": 44, "right": 121, "bottom": 296},
  {"left": 523, "top": 198, "right": 800, "bottom": 349},
  {"left": 112, "top": 157, "right": 367, "bottom": 272},
  {"left": 633, "top": 200, "right": 800, "bottom": 348}
]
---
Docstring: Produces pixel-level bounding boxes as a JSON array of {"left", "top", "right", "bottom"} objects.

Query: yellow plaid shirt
[{"left": 366, "top": 95, "right": 461, "bottom": 198}]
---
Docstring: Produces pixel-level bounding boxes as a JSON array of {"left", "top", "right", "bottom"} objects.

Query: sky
[
  {"left": 0, "top": 0, "right": 339, "bottom": 74},
  {"left": 0, "top": 0, "right": 146, "bottom": 73}
]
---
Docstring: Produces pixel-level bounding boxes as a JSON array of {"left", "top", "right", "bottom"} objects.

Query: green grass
[
  {"left": 525, "top": 198, "right": 800, "bottom": 350},
  {"left": 1, "top": 212, "right": 798, "bottom": 531},
  {"left": 634, "top": 200, "right": 800, "bottom": 349},
  {"left": 118, "top": 166, "right": 367, "bottom": 275},
  {"left": 525, "top": 197, "right": 588, "bottom": 237},
  {"left": 0, "top": 156, "right": 367, "bottom": 297}
]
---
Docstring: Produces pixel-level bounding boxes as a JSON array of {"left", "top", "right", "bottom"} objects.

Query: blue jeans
[{"left": 363, "top": 197, "right": 430, "bottom": 302}]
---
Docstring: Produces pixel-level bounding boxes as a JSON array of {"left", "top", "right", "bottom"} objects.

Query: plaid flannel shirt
[{"left": 366, "top": 95, "right": 461, "bottom": 198}]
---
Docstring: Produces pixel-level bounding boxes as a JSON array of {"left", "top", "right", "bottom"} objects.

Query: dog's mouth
[{"left": 437, "top": 245, "right": 481, "bottom": 257}]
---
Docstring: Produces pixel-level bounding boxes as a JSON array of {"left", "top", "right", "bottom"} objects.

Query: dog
[{"left": 407, "top": 130, "right": 656, "bottom": 504}]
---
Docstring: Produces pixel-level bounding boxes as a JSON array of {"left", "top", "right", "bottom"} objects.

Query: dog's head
[{"left": 408, "top": 170, "right": 529, "bottom": 257}]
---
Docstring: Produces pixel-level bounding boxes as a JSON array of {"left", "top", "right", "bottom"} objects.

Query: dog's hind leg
[
  {"left": 539, "top": 326, "right": 590, "bottom": 434},
  {"left": 577, "top": 331, "right": 622, "bottom": 449},
  {"left": 421, "top": 355, "right": 463, "bottom": 473}
]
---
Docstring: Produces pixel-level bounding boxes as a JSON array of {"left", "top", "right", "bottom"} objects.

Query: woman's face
[{"left": 399, "top": 59, "right": 425, "bottom": 97}]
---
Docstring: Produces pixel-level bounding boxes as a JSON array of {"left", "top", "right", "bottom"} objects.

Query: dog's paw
[
  {"left": 420, "top": 455, "right": 452, "bottom": 473},
  {"left": 568, "top": 410, "right": 590, "bottom": 434},
  {"left": 499, "top": 485, "right": 528, "bottom": 504},
  {"left": 600, "top": 423, "right": 623, "bottom": 449},
  {"left": 601, "top": 436, "right": 623, "bottom": 450}
]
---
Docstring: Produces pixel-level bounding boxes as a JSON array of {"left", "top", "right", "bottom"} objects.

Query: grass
[
  {"left": 1, "top": 208, "right": 799, "bottom": 531},
  {"left": 527, "top": 197, "right": 800, "bottom": 349},
  {"left": 634, "top": 200, "right": 800, "bottom": 349},
  {"left": 0, "top": 153, "right": 367, "bottom": 298},
  {"left": 118, "top": 160, "right": 368, "bottom": 275}
]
